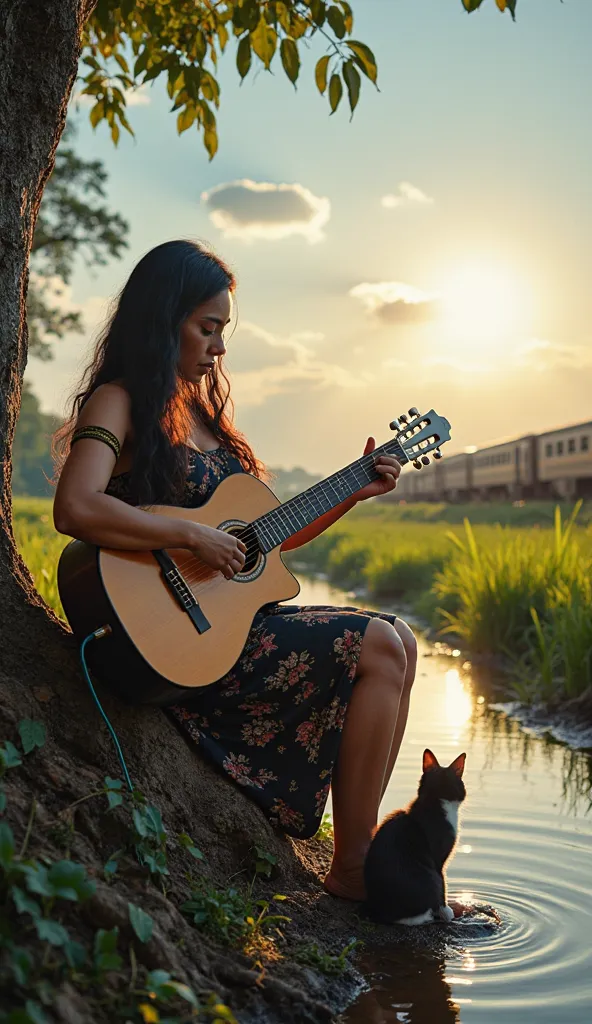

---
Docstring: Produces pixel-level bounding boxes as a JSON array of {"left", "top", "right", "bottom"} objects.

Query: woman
[{"left": 53, "top": 239, "right": 417, "bottom": 902}]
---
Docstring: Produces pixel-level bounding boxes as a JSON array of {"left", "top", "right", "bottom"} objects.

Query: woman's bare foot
[{"left": 323, "top": 864, "right": 366, "bottom": 902}]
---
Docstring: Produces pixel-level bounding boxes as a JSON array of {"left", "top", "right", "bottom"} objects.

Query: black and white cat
[{"left": 363, "top": 749, "right": 466, "bottom": 926}]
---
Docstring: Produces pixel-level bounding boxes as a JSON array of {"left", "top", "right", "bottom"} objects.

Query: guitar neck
[{"left": 253, "top": 436, "right": 409, "bottom": 553}]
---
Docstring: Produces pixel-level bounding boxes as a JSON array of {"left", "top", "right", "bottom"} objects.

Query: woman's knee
[{"left": 358, "top": 618, "right": 407, "bottom": 683}]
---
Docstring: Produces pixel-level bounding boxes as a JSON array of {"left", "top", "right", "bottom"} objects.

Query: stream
[{"left": 294, "top": 577, "right": 592, "bottom": 1024}]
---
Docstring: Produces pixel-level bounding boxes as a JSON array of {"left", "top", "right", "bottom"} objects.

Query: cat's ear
[
  {"left": 449, "top": 753, "right": 466, "bottom": 778},
  {"left": 423, "top": 749, "right": 440, "bottom": 773}
]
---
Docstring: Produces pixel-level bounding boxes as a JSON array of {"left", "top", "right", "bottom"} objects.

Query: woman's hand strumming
[{"left": 181, "top": 522, "right": 247, "bottom": 580}]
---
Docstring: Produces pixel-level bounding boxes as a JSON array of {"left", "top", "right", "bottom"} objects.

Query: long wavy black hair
[{"left": 53, "top": 239, "right": 265, "bottom": 504}]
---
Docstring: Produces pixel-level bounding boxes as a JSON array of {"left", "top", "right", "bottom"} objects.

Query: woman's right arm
[{"left": 53, "top": 384, "right": 246, "bottom": 578}]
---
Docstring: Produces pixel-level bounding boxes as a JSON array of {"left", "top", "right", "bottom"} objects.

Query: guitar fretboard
[{"left": 253, "top": 436, "right": 409, "bottom": 553}]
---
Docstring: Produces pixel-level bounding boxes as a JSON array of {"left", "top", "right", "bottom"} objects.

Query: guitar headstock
[{"left": 389, "top": 408, "right": 451, "bottom": 469}]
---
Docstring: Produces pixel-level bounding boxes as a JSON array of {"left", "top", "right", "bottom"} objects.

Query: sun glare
[{"left": 440, "top": 261, "right": 531, "bottom": 345}]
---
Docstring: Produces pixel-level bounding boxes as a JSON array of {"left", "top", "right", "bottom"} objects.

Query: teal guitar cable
[{"left": 80, "top": 629, "right": 134, "bottom": 793}]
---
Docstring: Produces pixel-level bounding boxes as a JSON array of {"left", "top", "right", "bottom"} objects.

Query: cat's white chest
[{"left": 441, "top": 799, "right": 460, "bottom": 836}]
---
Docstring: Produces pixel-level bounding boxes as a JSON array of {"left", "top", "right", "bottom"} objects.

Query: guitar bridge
[{"left": 151, "top": 549, "right": 211, "bottom": 634}]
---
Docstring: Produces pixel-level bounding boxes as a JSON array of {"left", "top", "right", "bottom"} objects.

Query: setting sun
[{"left": 440, "top": 262, "right": 532, "bottom": 344}]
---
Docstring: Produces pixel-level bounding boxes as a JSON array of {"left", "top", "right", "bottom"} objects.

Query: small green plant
[
  {"left": 294, "top": 937, "right": 359, "bottom": 976},
  {"left": 0, "top": 720, "right": 236, "bottom": 1023},
  {"left": 314, "top": 813, "right": 334, "bottom": 844},
  {"left": 181, "top": 880, "right": 290, "bottom": 954},
  {"left": 252, "top": 844, "right": 278, "bottom": 878}
]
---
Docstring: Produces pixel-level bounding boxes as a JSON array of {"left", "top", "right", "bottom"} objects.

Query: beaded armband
[{"left": 71, "top": 425, "right": 121, "bottom": 460}]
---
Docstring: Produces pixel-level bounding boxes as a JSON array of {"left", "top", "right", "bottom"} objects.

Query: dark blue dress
[{"left": 106, "top": 447, "right": 397, "bottom": 838}]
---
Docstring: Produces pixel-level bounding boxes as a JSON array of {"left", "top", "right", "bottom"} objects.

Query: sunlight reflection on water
[{"left": 294, "top": 577, "right": 592, "bottom": 1024}]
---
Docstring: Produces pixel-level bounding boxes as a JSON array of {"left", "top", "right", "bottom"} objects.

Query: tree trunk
[
  {"left": 0, "top": 0, "right": 92, "bottom": 636},
  {"left": 0, "top": 6, "right": 367, "bottom": 1019}
]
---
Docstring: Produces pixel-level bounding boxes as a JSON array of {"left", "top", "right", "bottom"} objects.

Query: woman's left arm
[{"left": 281, "top": 437, "right": 401, "bottom": 552}]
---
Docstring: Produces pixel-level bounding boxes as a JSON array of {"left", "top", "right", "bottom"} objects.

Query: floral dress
[{"left": 105, "top": 447, "right": 398, "bottom": 838}]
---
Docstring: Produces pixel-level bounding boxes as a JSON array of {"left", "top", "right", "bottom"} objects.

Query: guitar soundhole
[{"left": 227, "top": 524, "right": 262, "bottom": 575}]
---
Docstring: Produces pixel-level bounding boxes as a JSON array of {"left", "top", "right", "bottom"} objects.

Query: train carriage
[{"left": 537, "top": 421, "right": 592, "bottom": 499}]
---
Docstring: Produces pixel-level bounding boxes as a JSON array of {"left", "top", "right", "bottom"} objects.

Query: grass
[{"left": 13, "top": 496, "right": 592, "bottom": 705}]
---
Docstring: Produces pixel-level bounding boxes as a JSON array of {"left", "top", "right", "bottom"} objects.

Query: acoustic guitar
[{"left": 58, "top": 408, "right": 451, "bottom": 705}]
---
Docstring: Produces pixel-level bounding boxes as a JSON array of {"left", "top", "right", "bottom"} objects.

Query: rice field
[{"left": 12, "top": 496, "right": 592, "bottom": 704}]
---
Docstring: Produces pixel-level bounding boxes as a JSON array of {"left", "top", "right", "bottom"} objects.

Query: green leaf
[
  {"left": 328, "top": 73, "right": 342, "bottom": 114},
  {"left": 236, "top": 34, "right": 252, "bottom": 79},
  {"left": 462, "top": 0, "right": 486, "bottom": 10},
  {"left": 89, "top": 100, "right": 105, "bottom": 129},
  {"left": 111, "top": 122, "right": 120, "bottom": 146},
  {"left": 338, "top": 0, "right": 354, "bottom": 33},
  {"left": 12, "top": 886, "right": 41, "bottom": 918},
  {"left": 315, "top": 54, "right": 330, "bottom": 95},
  {"left": 342, "top": 59, "right": 360, "bottom": 114},
  {"left": 310, "top": 0, "right": 326, "bottom": 27},
  {"left": 114, "top": 52, "right": 130, "bottom": 74},
  {"left": 346, "top": 40, "right": 378, "bottom": 84},
  {"left": 132, "top": 807, "right": 148, "bottom": 837},
  {"left": 106, "top": 789, "right": 123, "bottom": 810},
  {"left": 0, "top": 821, "right": 15, "bottom": 867},
  {"left": 327, "top": 4, "right": 346, "bottom": 39},
  {"left": 104, "top": 777, "right": 123, "bottom": 791},
  {"left": 0, "top": 741, "right": 22, "bottom": 768},
  {"left": 47, "top": 860, "right": 96, "bottom": 902},
  {"left": 178, "top": 832, "right": 204, "bottom": 860},
  {"left": 22, "top": 863, "right": 53, "bottom": 898},
  {"left": 35, "top": 918, "right": 70, "bottom": 946},
  {"left": 280, "top": 38, "right": 300, "bottom": 86},
  {"left": 177, "top": 106, "right": 196, "bottom": 134},
  {"left": 64, "top": 939, "right": 87, "bottom": 969},
  {"left": 250, "top": 16, "right": 277, "bottom": 70},
  {"left": 0, "top": 788, "right": 6, "bottom": 813},
  {"left": 94, "top": 926, "right": 119, "bottom": 955},
  {"left": 10, "top": 946, "right": 33, "bottom": 986},
  {"left": 128, "top": 901, "right": 154, "bottom": 943},
  {"left": 144, "top": 803, "right": 165, "bottom": 839}
]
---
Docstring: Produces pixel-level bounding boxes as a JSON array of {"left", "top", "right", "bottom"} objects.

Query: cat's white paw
[{"left": 438, "top": 905, "right": 455, "bottom": 923}]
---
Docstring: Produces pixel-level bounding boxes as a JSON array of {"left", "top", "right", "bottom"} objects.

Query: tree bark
[{"left": 0, "top": 0, "right": 94, "bottom": 630}]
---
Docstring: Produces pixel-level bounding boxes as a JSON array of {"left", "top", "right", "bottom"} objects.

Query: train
[{"left": 391, "top": 418, "right": 592, "bottom": 503}]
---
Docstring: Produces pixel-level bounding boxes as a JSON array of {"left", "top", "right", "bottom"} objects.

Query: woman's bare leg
[
  {"left": 324, "top": 619, "right": 407, "bottom": 901},
  {"left": 379, "top": 618, "right": 418, "bottom": 801}
]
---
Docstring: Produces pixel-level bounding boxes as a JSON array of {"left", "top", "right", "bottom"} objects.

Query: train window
[
  {"left": 545, "top": 443, "right": 552, "bottom": 457},
  {"left": 582, "top": 436, "right": 589, "bottom": 451},
  {"left": 568, "top": 438, "right": 576, "bottom": 453},
  {"left": 557, "top": 441, "right": 564, "bottom": 455}
]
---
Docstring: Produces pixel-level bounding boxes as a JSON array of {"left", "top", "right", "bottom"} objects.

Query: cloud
[
  {"left": 349, "top": 281, "right": 440, "bottom": 324},
  {"left": 381, "top": 181, "right": 434, "bottom": 209},
  {"left": 201, "top": 180, "right": 330, "bottom": 243},
  {"left": 224, "top": 320, "right": 365, "bottom": 407},
  {"left": 512, "top": 338, "right": 592, "bottom": 371}
]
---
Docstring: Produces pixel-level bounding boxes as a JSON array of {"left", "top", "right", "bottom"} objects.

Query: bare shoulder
[{"left": 75, "top": 381, "right": 132, "bottom": 441}]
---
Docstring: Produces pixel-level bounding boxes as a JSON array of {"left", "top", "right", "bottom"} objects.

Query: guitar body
[{"left": 58, "top": 473, "right": 300, "bottom": 705}]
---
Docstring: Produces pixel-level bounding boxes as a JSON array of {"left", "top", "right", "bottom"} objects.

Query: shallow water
[{"left": 294, "top": 577, "right": 592, "bottom": 1024}]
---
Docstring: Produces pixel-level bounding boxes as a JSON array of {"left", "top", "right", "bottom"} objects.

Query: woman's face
[{"left": 178, "top": 288, "right": 232, "bottom": 384}]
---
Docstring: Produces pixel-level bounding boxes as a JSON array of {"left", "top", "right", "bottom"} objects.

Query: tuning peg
[
  {"left": 389, "top": 418, "right": 402, "bottom": 432},
  {"left": 433, "top": 448, "right": 443, "bottom": 460},
  {"left": 421, "top": 455, "right": 430, "bottom": 465},
  {"left": 413, "top": 459, "right": 422, "bottom": 470},
  {"left": 408, "top": 407, "right": 419, "bottom": 418},
  {"left": 398, "top": 414, "right": 409, "bottom": 425}
]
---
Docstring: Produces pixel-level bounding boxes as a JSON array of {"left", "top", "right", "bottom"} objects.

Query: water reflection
[
  {"left": 294, "top": 578, "right": 592, "bottom": 1024},
  {"left": 348, "top": 951, "right": 460, "bottom": 1024}
]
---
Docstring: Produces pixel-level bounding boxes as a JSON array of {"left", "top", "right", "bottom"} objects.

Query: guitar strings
[{"left": 169, "top": 429, "right": 434, "bottom": 589}]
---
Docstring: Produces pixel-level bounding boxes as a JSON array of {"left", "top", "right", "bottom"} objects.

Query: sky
[{"left": 25, "top": 0, "right": 592, "bottom": 476}]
